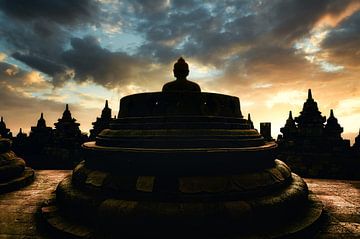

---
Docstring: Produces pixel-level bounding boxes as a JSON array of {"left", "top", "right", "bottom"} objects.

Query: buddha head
[{"left": 173, "top": 57, "right": 189, "bottom": 79}]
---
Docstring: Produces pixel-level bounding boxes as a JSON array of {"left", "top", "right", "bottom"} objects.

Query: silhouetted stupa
[
  {"left": 295, "top": 89, "right": 326, "bottom": 141},
  {"left": 89, "top": 100, "right": 113, "bottom": 140},
  {"left": 0, "top": 136, "right": 34, "bottom": 193},
  {"left": 42, "top": 58, "right": 322, "bottom": 238},
  {"left": 29, "top": 113, "right": 53, "bottom": 147},
  {"left": 53, "top": 104, "right": 86, "bottom": 147},
  {"left": 12, "top": 128, "right": 28, "bottom": 158},
  {"left": 0, "top": 117, "right": 12, "bottom": 139},
  {"left": 280, "top": 111, "right": 298, "bottom": 142},
  {"left": 353, "top": 129, "right": 360, "bottom": 152},
  {"left": 325, "top": 109, "right": 343, "bottom": 139},
  {"left": 278, "top": 90, "right": 355, "bottom": 178}
]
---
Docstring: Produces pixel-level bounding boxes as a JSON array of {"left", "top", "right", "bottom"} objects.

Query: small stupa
[
  {"left": 0, "top": 116, "right": 12, "bottom": 139},
  {"left": 295, "top": 89, "right": 326, "bottom": 139},
  {"left": 42, "top": 58, "right": 322, "bottom": 238},
  {"left": 29, "top": 113, "right": 53, "bottom": 148},
  {"left": 53, "top": 104, "right": 83, "bottom": 145},
  {"left": 280, "top": 111, "right": 298, "bottom": 141},
  {"left": 352, "top": 129, "right": 360, "bottom": 153},
  {"left": 89, "top": 100, "right": 113, "bottom": 140},
  {"left": 0, "top": 135, "right": 34, "bottom": 193}
]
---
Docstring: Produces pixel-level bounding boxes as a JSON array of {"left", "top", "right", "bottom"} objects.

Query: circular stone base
[
  {"left": 0, "top": 167, "right": 35, "bottom": 193},
  {"left": 41, "top": 194, "right": 322, "bottom": 239},
  {"left": 40, "top": 175, "right": 323, "bottom": 239}
]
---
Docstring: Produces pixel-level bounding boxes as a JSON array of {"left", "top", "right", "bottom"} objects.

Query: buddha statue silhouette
[{"left": 162, "top": 57, "right": 201, "bottom": 92}]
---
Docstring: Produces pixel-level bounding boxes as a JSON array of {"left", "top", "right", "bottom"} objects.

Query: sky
[{"left": 0, "top": 0, "right": 359, "bottom": 143}]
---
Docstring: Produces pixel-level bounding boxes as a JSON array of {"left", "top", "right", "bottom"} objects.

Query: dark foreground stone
[
  {"left": 0, "top": 171, "right": 359, "bottom": 238},
  {"left": 0, "top": 167, "right": 35, "bottom": 194}
]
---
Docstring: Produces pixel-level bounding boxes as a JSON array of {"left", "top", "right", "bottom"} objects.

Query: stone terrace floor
[{"left": 0, "top": 170, "right": 359, "bottom": 238}]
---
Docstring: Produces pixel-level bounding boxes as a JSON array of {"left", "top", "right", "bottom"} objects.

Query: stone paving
[
  {"left": 0, "top": 170, "right": 69, "bottom": 239},
  {"left": 0, "top": 170, "right": 359, "bottom": 238},
  {"left": 305, "top": 178, "right": 360, "bottom": 238}
]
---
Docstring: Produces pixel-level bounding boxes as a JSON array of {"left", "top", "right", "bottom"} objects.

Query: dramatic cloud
[
  {"left": 0, "top": 0, "right": 99, "bottom": 25},
  {"left": 62, "top": 36, "right": 144, "bottom": 88},
  {"left": 12, "top": 52, "right": 67, "bottom": 77},
  {"left": 322, "top": 11, "right": 360, "bottom": 67},
  {"left": 0, "top": 0, "right": 359, "bottom": 142}
]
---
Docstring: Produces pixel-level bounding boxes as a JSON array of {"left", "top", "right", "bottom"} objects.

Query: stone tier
[
  {"left": 110, "top": 116, "right": 250, "bottom": 130},
  {"left": 119, "top": 92, "right": 242, "bottom": 118},
  {"left": 70, "top": 159, "right": 291, "bottom": 198},
  {"left": 42, "top": 160, "right": 322, "bottom": 238},
  {"left": 96, "top": 128, "right": 265, "bottom": 148},
  {"left": 83, "top": 142, "right": 277, "bottom": 175},
  {"left": 41, "top": 66, "right": 322, "bottom": 238}
]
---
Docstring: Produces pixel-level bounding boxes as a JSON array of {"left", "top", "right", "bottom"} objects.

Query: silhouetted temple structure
[
  {"left": 89, "top": 100, "right": 113, "bottom": 140},
  {"left": 278, "top": 89, "right": 357, "bottom": 179},
  {"left": 280, "top": 111, "right": 298, "bottom": 142},
  {"left": 53, "top": 104, "right": 85, "bottom": 146},
  {"left": 19, "top": 113, "right": 55, "bottom": 168},
  {"left": 0, "top": 117, "right": 12, "bottom": 138},
  {"left": 0, "top": 136, "right": 34, "bottom": 193},
  {"left": 41, "top": 58, "right": 322, "bottom": 238},
  {"left": 29, "top": 113, "right": 53, "bottom": 148},
  {"left": 353, "top": 129, "right": 360, "bottom": 153},
  {"left": 42, "top": 105, "right": 88, "bottom": 168},
  {"left": 295, "top": 90, "right": 326, "bottom": 141},
  {"left": 12, "top": 128, "right": 28, "bottom": 159},
  {"left": 7, "top": 109, "right": 90, "bottom": 169}
]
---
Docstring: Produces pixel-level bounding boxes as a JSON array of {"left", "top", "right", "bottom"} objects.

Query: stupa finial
[
  {"left": 330, "top": 109, "right": 334, "bottom": 118},
  {"left": 37, "top": 112, "right": 47, "bottom": 128},
  {"left": 308, "top": 89, "right": 312, "bottom": 100},
  {"left": 105, "top": 100, "right": 109, "bottom": 108},
  {"left": 0, "top": 116, "right": 3, "bottom": 122},
  {"left": 61, "top": 104, "right": 73, "bottom": 121},
  {"left": 247, "top": 113, "right": 254, "bottom": 129},
  {"left": 173, "top": 57, "right": 189, "bottom": 79},
  {"left": 289, "top": 111, "right": 293, "bottom": 119}
]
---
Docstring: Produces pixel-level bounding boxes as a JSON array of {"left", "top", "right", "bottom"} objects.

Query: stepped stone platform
[
  {"left": 0, "top": 171, "right": 359, "bottom": 238},
  {"left": 36, "top": 58, "right": 325, "bottom": 238}
]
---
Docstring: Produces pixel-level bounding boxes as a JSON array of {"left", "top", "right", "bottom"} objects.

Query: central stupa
[{"left": 42, "top": 58, "right": 322, "bottom": 238}]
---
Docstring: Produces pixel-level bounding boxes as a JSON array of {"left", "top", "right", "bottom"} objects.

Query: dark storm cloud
[
  {"left": 0, "top": 19, "right": 67, "bottom": 59},
  {"left": 12, "top": 52, "right": 67, "bottom": 76},
  {"left": 0, "top": 0, "right": 99, "bottom": 25},
  {"left": 126, "top": 0, "right": 358, "bottom": 67},
  {"left": 0, "top": 0, "right": 359, "bottom": 89},
  {"left": 0, "top": 0, "right": 146, "bottom": 88},
  {"left": 267, "top": 0, "right": 356, "bottom": 43},
  {"left": 0, "top": 0, "right": 99, "bottom": 57},
  {"left": 62, "top": 36, "right": 144, "bottom": 87},
  {"left": 322, "top": 11, "right": 360, "bottom": 66}
]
